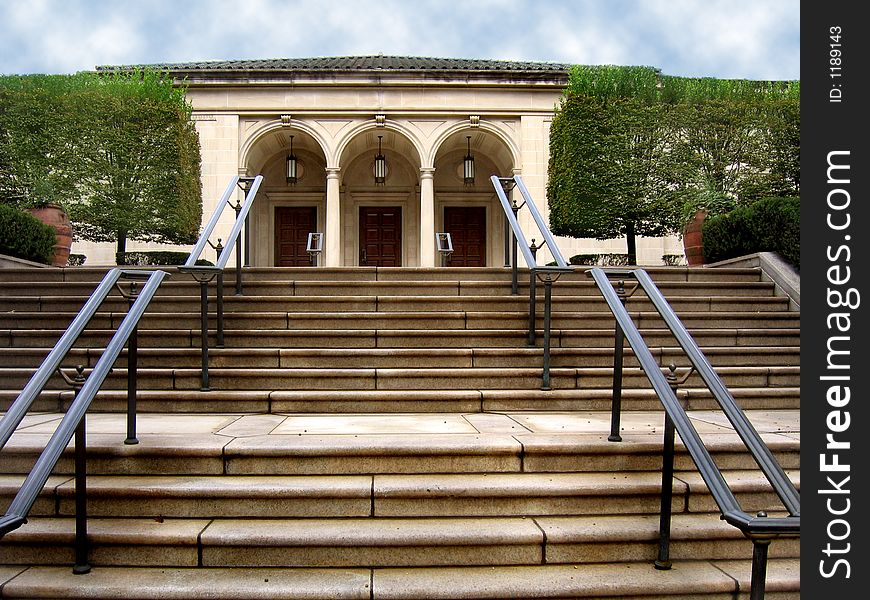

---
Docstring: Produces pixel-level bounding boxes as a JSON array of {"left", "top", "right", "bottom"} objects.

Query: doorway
[
  {"left": 275, "top": 206, "right": 317, "bottom": 266},
  {"left": 444, "top": 206, "right": 486, "bottom": 267},
  {"left": 359, "top": 206, "right": 402, "bottom": 266}
]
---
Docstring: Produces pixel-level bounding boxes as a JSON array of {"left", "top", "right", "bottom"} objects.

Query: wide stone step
[
  {"left": 0, "top": 292, "right": 791, "bottom": 315},
  {"left": 0, "top": 411, "right": 799, "bottom": 476},
  {"left": 0, "top": 468, "right": 798, "bottom": 521},
  {"left": 0, "top": 363, "right": 802, "bottom": 393},
  {"left": 0, "top": 307, "right": 801, "bottom": 332},
  {"left": 0, "top": 512, "right": 798, "bottom": 570},
  {"left": 0, "top": 559, "right": 801, "bottom": 599},
  {"left": 0, "top": 385, "right": 801, "bottom": 414},
  {"left": 0, "top": 325, "right": 801, "bottom": 352},
  {"left": 0, "top": 344, "right": 801, "bottom": 372}
]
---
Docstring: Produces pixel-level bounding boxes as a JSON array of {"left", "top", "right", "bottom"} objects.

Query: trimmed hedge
[
  {"left": 701, "top": 196, "right": 799, "bottom": 268},
  {"left": 0, "top": 204, "right": 57, "bottom": 264},
  {"left": 116, "top": 251, "right": 213, "bottom": 267},
  {"left": 568, "top": 253, "right": 630, "bottom": 266}
]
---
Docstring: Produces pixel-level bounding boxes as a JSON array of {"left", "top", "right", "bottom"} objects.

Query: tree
[
  {"left": 0, "top": 71, "right": 202, "bottom": 259},
  {"left": 547, "top": 66, "right": 680, "bottom": 264},
  {"left": 547, "top": 67, "right": 800, "bottom": 264}
]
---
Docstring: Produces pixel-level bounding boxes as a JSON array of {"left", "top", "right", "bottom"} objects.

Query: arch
[
  {"left": 429, "top": 119, "right": 521, "bottom": 172},
  {"left": 240, "top": 119, "right": 330, "bottom": 176},
  {"left": 334, "top": 120, "right": 424, "bottom": 171}
]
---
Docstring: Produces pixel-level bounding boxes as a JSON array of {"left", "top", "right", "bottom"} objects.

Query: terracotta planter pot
[
  {"left": 27, "top": 204, "right": 72, "bottom": 267},
  {"left": 682, "top": 210, "right": 707, "bottom": 266}
]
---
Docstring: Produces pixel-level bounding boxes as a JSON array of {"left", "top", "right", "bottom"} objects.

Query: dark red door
[
  {"left": 360, "top": 207, "right": 402, "bottom": 266},
  {"left": 444, "top": 206, "right": 486, "bottom": 267},
  {"left": 275, "top": 207, "right": 317, "bottom": 266}
]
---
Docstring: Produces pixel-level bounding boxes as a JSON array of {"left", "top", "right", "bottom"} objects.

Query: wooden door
[
  {"left": 359, "top": 207, "right": 402, "bottom": 266},
  {"left": 275, "top": 207, "right": 317, "bottom": 266},
  {"left": 444, "top": 206, "right": 486, "bottom": 267}
]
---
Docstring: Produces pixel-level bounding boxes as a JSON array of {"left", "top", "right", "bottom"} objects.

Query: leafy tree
[
  {"left": 548, "top": 66, "right": 680, "bottom": 264},
  {"left": 0, "top": 71, "right": 202, "bottom": 259},
  {"left": 548, "top": 67, "right": 800, "bottom": 264}
]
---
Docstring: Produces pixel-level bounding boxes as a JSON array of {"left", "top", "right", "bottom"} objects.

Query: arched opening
[
  {"left": 339, "top": 129, "right": 423, "bottom": 266},
  {"left": 245, "top": 128, "right": 328, "bottom": 266},
  {"left": 433, "top": 130, "right": 515, "bottom": 267}
]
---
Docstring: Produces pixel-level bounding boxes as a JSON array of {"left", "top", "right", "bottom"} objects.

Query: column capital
[
  {"left": 419, "top": 167, "right": 436, "bottom": 179},
  {"left": 326, "top": 167, "right": 341, "bottom": 179}
]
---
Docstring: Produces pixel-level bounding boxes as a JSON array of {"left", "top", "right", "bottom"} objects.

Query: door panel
[
  {"left": 275, "top": 207, "right": 317, "bottom": 266},
  {"left": 360, "top": 207, "right": 402, "bottom": 266},
  {"left": 444, "top": 206, "right": 486, "bottom": 267}
]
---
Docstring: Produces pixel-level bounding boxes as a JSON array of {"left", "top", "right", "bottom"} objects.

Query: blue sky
[{"left": 0, "top": 0, "right": 799, "bottom": 80}]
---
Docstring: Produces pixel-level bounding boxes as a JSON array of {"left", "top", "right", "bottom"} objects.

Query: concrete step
[
  {"left": 0, "top": 559, "right": 801, "bottom": 599},
  {"left": 0, "top": 385, "right": 802, "bottom": 414},
  {"left": 0, "top": 302, "right": 800, "bottom": 333},
  {"left": 0, "top": 325, "right": 802, "bottom": 352},
  {"left": 0, "top": 277, "right": 781, "bottom": 300},
  {"left": 0, "top": 411, "right": 799, "bottom": 476},
  {"left": 0, "top": 344, "right": 801, "bottom": 372},
  {"left": 0, "top": 293, "right": 792, "bottom": 316},
  {"left": 0, "top": 512, "right": 798, "bottom": 570},
  {"left": 0, "top": 363, "right": 802, "bottom": 393},
  {"left": 0, "top": 468, "right": 798, "bottom": 521}
]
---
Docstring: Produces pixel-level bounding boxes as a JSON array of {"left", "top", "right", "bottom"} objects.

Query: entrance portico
[{"left": 242, "top": 116, "right": 517, "bottom": 268}]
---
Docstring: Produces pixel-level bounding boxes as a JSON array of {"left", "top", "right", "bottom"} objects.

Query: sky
[{"left": 0, "top": 0, "right": 799, "bottom": 81}]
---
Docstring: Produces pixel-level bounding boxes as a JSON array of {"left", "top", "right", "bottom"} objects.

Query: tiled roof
[{"left": 97, "top": 55, "right": 572, "bottom": 74}]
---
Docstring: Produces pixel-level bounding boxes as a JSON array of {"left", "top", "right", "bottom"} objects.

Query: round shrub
[
  {"left": 0, "top": 204, "right": 57, "bottom": 264},
  {"left": 702, "top": 196, "right": 799, "bottom": 268}
]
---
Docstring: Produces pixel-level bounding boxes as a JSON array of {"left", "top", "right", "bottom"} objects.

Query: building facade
[{"left": 79, "top": 56, "right": 682, "bottom": 266}]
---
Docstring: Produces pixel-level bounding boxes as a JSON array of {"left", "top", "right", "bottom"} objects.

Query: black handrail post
[
  {"left": 125, "top": 281, "right": 139, "bottom": 446},
  {"left": 750, "top": 532, "right": 771, "bottom": 600},
  {"left": 655, "top": 364, "right": 680, "bottom": 570},
  {"left": 216, "top": 273, "right": 225, "bottom": 348},
  {"left": 72, "top": 415, "right": 90, "bottom": 574},
  {"left": 528, "top": 240, "right": 538, "bottom": 346},
  {"left": 233, "top": 197, "right": 244, "bottom": 296},
  {"left": 199, "top": 279, "right": 210, "bottom": 391},
  {"left": 214, "top": 240, "right": 225, "bottom": 348},
  {"left": 609, "top": 280, "right": 627, "bottom": 442},
  {"left": 511, "top": 224, "right": 518, "bottom": 295},
  {"left": 541, "top": 272, "right": 554, "bottom": 391},
  {"left": 69, "top": 366, "right": 90, "bottom": 575}
]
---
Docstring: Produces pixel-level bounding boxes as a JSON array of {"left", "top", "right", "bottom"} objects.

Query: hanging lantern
[
  {"left": 463, "top": 135, "right": 475, "bottom": 185},
  {"left": 286, "top": 135, "right": 298, "bottom": 184},
  {"left": 374, "top": 135, "right": 386, "bottom": 184}
]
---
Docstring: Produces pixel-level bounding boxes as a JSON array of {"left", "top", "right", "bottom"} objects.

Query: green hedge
[
  {"left": 0, "top": 204, "right": 57, "bottom": 264},
  {"left": 702, "top": 197, "right": 799, "bottom": 268},
  {"left": 116, "top": 251, "right": 213, "bottom": 266},
  {"left": 568, "top": 253, "right": 630, "bottom": 266}
]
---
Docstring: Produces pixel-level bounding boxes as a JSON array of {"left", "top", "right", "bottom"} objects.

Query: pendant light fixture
[
  {"left": 463, "top": 135, "right": 475, "bottom": 185},
  {"left": 286, "top": 135, "right": 298, "bottom": 184},
  {"left": 374, "top": 135, "right": 386, "bottom": 185}
]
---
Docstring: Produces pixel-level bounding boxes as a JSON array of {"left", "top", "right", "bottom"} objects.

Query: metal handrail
[
  {"left": 491, "top": 174, "right": 572, "bottom": 388},
  {"left": 0, "top": 268, "right": 168, "bottom": 570},
  {"left": 588, "top": 267, "right": 799, "bottom": 599},
  {"left": 178, "top": 174, "right": 263, "bottom": 390}
]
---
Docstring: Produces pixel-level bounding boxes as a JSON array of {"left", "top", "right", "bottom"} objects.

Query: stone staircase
[{"left": 0, "top": 265, "right": 799, "bottom": 598}]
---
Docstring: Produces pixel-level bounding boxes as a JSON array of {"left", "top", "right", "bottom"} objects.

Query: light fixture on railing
[
  {"left": 463, "top": 135, "right": 475, "bottom": 185},
  {"left": 286, "top": 135, "right": 298, "bottom": 184},
  {"left": 374, "top": 135, "right": 386, "bottom": 185}
]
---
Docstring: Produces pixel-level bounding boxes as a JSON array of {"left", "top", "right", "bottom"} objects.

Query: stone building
[{"left": 79, "top": 56, "right": 682, "bottom": 266}]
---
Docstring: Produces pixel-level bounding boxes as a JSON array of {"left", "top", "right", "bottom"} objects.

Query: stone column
[
  {"left": 325, "top": 168, "right": 342, "bottom": 267},
  {"left": 419, "top": 168, "right": 436, "bottom": 267}
]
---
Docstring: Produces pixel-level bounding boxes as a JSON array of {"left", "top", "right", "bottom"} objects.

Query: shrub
[
  {"left": 67, "top": 253, "right": 87, "bottom": 266},
  {"left": 702, "top": 196, "right": 799, "bottom": 268},
  {"left": 116, "top": 251, "right": 213, "bottom": 266},
  {"left": 0, "top": 204, "right": 57, "bottom": 264},
  {"left": 568, "top": 253, "right": 630, "bottom": 266}
]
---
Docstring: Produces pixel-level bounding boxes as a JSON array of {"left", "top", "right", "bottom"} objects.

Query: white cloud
[{"left": 0, "top": 0, "right": 799, "bottom": 79}]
